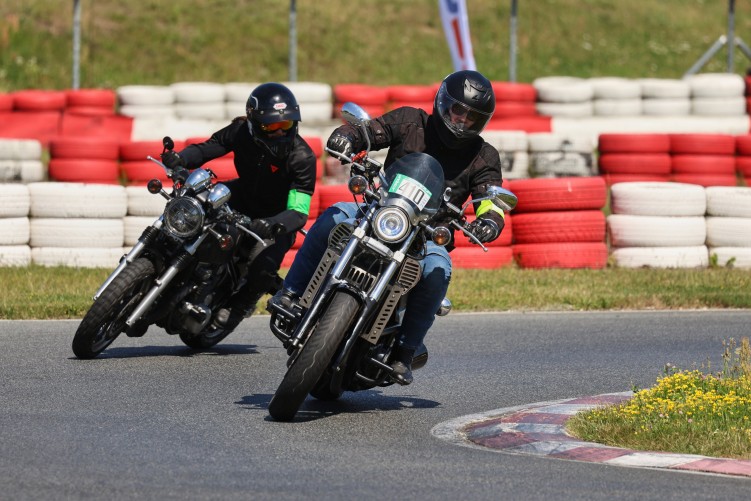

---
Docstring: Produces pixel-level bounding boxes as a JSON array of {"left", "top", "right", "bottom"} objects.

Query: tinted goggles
[
  {"left": 449, "top": 103, "right": 483, "bottom": 122},
  {"left": 259, "top": 120, "right": 295, "bottom": 133}
]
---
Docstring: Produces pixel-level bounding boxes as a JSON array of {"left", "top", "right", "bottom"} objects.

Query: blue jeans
[{"left": 284, "top": 202, "right": 451, "bottom": 351}]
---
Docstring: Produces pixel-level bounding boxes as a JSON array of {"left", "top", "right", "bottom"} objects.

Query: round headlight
[
  {"left": 372, "top": 206, "right": 410, "bottom": 243},
  {"left": 164, "top": 197, "right": 205, "bottom": 238}
]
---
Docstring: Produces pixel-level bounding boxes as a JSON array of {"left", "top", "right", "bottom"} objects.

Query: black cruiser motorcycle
[
  {"left": 267, "top": 103, "right": 518, "bottom": 421},
  {"left": 72, "top": 137, "right": 279, "bottom": 359}
]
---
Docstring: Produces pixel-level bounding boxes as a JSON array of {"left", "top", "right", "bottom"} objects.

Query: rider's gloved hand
[
  {"left": 161, "top": 150, "right": 185, "bottom": 170},
  {"left": 327, "top": 134, "right": 353, "bottom": 160},
  {"left": 248, "top": 218, "right": 274, "bottom": 239},
  {"left": 467, "top": 218, "right": 501, "bottom": 243}
]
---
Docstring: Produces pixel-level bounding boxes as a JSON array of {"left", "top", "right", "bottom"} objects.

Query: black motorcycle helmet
[
  {"left": 246, "top": 82, "right": 301, "bottom": 159},
  {"left": 432, "top": 70, "right": 495, "bottom": 149}
]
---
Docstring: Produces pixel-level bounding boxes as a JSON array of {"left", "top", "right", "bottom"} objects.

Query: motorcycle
[
  {"left": 266, "top": 103, "right": 518, "bottom": 421},
  {"left": 72, "top": 137, "right": 280, "bottom": 359}
]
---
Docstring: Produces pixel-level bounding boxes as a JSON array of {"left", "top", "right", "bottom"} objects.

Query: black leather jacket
[{"left": 333, "top": 106, "right": 505, "bottom": 231}]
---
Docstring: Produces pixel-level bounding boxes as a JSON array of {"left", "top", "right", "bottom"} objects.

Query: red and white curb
[{"left": 431, "top": 392, "right": 751, "bottom": 478}]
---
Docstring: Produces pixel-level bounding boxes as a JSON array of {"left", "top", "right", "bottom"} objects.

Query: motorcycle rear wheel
[
  {"left": 179, "top": 327, "right": 232, "bottom": 349},
  {"left": 268, "top": 292, "right": 358, "bottom": 421},
  {"left": 71, "top": 257, "right": 156, "bottom": 359}
]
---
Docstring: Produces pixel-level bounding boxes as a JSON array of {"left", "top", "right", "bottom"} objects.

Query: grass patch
[
  {"left": 1, "top": 265, "right": 750, "bottom": 320},
  {"left": 567, "top": 337, "right": 751, "bottom": 459}
]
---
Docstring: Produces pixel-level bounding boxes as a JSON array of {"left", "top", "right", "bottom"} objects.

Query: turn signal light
[
  {"left": 147, "top": 179, "right": 163, "bottom": 194},
  {"left": 348, "top": 175, "right": 368, "bottom": 195},
  {"left": 432, "top": 226, "right": 451, "bottom": 246}
]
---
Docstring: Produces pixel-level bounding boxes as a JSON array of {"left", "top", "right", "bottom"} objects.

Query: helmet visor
[{"left": 435, "top": 83, "right": 492, "bottom": 138}]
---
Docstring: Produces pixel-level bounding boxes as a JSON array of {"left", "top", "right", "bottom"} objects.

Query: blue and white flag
[{"left": 438, "top": 0, "right": 476, "bottom": 71}]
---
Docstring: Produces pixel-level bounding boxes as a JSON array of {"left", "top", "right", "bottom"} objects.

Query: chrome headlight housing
[
  {"left": 163, "top": 197, "right": 205, "bottom": 238},
  {"left": 372, "top": 206, "right": 411, "bottom": 243}
]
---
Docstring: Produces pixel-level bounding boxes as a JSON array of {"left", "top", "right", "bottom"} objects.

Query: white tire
[
  {"left": 300, "top": 102, "right": 334, "bottom": 124},
  {"left": 686, "top": 73, "right": 745, "bottom": 98},
  {"left": 117, "top": 85, "right": 175, "bottom": 106},
  {"left": 0, "top": 184, "right": 30, "bottom": 217},
  {"left": 589, "top": 77, "right": 642, "bottom": 99},
  {"left": 536, "top": 101, "right": 593, "bottom": 117},
  {"left": 691, "top": 97, "right": 747, "bottom": 116},
  {"left": 607, "top": 214, "right": 706, "bottom": 247},
  {"left": 30, "top": 218, "right": 124, "bottom": 248},
  {"left": 124, "top": 216, "right": 157, "bottom": 245},
  {"left": 0, "top": 245, "right": 31, "bottom": 266},
  {"left": 638, "top": 78, "right": 691, "bottom": 99},
  {"left": 170, "top": 82, "right": 225, "bottom": 103},
  {"left": 593, "top": 99, "right": 642, "bottom": 116},
  {"left": 174, "top": 102, "right": 226, "bottom": 120},
  {"left": 282, "top": 82, "right": 333, "bottom": 102},
  {"left": 611, "top": 246, "right": 708, "bottom": 268},
  {"left": 709, "top": 247, "right": 751, "bottom": 268},
  {"left": 29, "top": 182, "right": 127, "bottom": 218},
  {"left": 641, "top": 98, "right": 692, "bottom": 116},
  {"left": 125, "top": 186, "right": 168, "bottom": 216},
  {"left": 119, "top": 104, "right": 176, "bottom": 118},
  {"left": 530, "top": 152, "right": 594, "bottom": 177},
  {"left": 504, "top": 151, "right": 530, "bottom": 179},
  {"left": 527, "top": 132, "right": 594, "bottom": 153},
  {"left": 705, "top": 186, "right": 751, "bottom": 217},
  {"left": 533, "top": 77, "right": 594, "bottom": 102},
  {"left": 225, "top": 101, "right": 247, "bottom": 119},
  {"left": 481, "top": 130, "right": 528, "bottom": 152},
  {"left": 31, "top": 247, "right": 124, "bottom": 268},
  {"left": 610, "top": 182, "right": 706, "bottom": 216},
  {"left": 0, "top": 160, "right": 21, "bottom": 182},
  {"left": 19, "top": 160, "right": 45, "bottom": 182},
  {"left": 0, "top": 139, "right": 43, "bottom": 160},
  {"left": 224, "top": 82, "right": 260, "bottom": 102},
  {"left": 0, "top": 217, "right": 29, "bottom": 244},
  {"left": 706, "top": 217, "right": 751, "bottom": 247}
]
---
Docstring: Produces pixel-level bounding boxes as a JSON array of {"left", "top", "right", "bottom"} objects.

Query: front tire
[
  {"left": 268, "top": 292, "right": 359, "bottom": 421},
  {"left": 71, "top": 258, "right": 156, "bottom": 359}
]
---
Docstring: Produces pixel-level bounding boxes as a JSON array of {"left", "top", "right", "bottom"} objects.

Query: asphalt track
[{"left": 1, "top": 310, "right": 750, "bottom": 500}]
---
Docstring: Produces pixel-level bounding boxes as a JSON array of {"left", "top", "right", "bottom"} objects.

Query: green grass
[
  {"left": 2, "top": 264, "right": 750, "bottom": 320},
  {"left": 567, "top": 337, "right": 751, "bottom": 459},
  {"left": 2, "top": 0, "right": 750, "bottom": 91}
]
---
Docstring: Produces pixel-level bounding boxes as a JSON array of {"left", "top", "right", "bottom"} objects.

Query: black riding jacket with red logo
[{"left": 177, "top": 117, "right": 317, "bottom": 234}]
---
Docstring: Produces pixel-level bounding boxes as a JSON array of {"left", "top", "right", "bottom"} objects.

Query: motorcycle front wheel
[
  {"left": 71, "top": 258, "right": 156, "bottom": 359},
  {"left": 268, "top": 291, "right": 358, "bottom": 421}
]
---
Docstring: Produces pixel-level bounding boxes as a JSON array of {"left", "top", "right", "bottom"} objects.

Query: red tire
[
  {"left": 450, "top": 246, "right": 514, "bottom": 269},
  {"left": 12, "top": 90, "right": 66, "bottom": 111},
  {"left": 48, "top": 158, "right": 120, "bottom": 183},
  {"left": 452, "top": 215, "right": 513, "bottom": 247},
  {"left": 120, "top": 140, "right": 172, "bottom": 162},
  {"left": 491, "top": 102, "right": 538, "bottom": 118},
  {"left": 389, "top": 101, "right": 432, "bottom": 113},
  {"left": 308, "top": 190, "right": 320, "bottom": 218},
  {"left": 65, "top": 89, "right": 117, "bottom": 108},
  {"left": 387, "top": 85, "right": 436, "bottom": 102},
  {"left": 318, "top": 184, "right": 355, "bottom": 209},
  {"left": 333, "top": 84, "right": 388, "bottom": 105},
  {"left": 598, "top": 133, "right": 670, "bottom": 153},
  {"left": 598, "top": 153, "right": 671, "bottom": 175},
  {"left": 121, "top": 160, "right": 170, "bottom": 183},
  {"left": 303, "top": 136, "right": 323, "bottom": 157},
  {"left": 510, "top": 210, "right": 605, "bottom": 244},
  {"left": 507, "top": 177, "right": 607, "bottom": 213},
  {"left": 669, "top": 134, "right": 736, "bottom": 155},
  {"left": 333, "top": 102, "right": 386, "bottom": 119},
  {"left": 204, "top": 158, "right": 237, "bottom": 181},
  {"left": 603, "top": 173, "right": 670, "bottom": 186},
  {"left": 64, "top": 106, "right": 116, "bottom": 117},
  {"left": 491, "top": 82, "right": 537, "bottom": 102},
  {"left": 735, "top": 135, "right": 751, "bottom": 155},
  {"left": 671, "top": 154, "right": 736, "bottom": 175},
  {"left": 670, "top": 173, "right": 738, "bottom": 187},
  {"left": 49, "top": 136, "right": 120, "bottom": 160},
  {"left": 0, "top": 93, "right": 12, "bottom": 111},
  {"left": 484, "top": 116, "right": 552, "bottom": 133},
  {"left": 513, "top": 242, "right": 608, "bottom": 269},
  {"left": 737, "top": 157, "right": 751, "bottom": 176}
]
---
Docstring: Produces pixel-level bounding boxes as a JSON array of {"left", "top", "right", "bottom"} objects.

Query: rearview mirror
[
  {"left": 487, "top": 185, "right": 518, "bottom": 212},
  {"left": 341, "top": 102, "right": 371, "bottom": 126}
]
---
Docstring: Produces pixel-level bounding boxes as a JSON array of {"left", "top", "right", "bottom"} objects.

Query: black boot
[
  {"left": 390, "top": 345, "right": 415, "bottom": 385},
  {"left": 267, "top": 288, "right": 299, "bottom": 311},
  {"left": 215, "top": 289, "right": 262, "bottom": 332}
]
